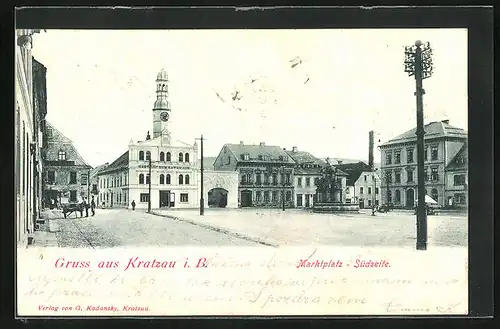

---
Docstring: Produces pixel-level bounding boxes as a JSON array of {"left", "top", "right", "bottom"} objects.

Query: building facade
[
  {"left": 354, "top": 171, "right": 381, "bottom": 209},
  {"left": 379, "top": 120, "right": 467, "bottom": 208},
  {"left": 15, "top": 29, "right": 43, "bottom": 246},
  {"left": 89, "top": 162, "right": 109, "bottom": 206},
  {"left": 332, "top": 161, "right": 373, "bottom": 207},
  {"left": 285, "top": 146, "right": 325, "bottom": 208},
  {"left": 213, "top": 142, "right": 295, "bottom": 208},
  {"left": 42, "top": 123, "right": 92, "bottom": 207},
  {"left": 444, "top": 142, "right": 468, "bottom": 208}
]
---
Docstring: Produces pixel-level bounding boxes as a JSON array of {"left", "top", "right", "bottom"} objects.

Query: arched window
[
  {"left": 146, "top": 151, "right": 151, "bottom": 161},
  {"left": 160, "top": 174, "right": 165, "bottom": 184},
  {"left": 166, "top": 174, "right": 171, "bottom": 184},
  {"left": 139, "top": 151, "right": 144, "bottom": 161},
  {"left": 160, "top": 152, "right": 165, "bottom": 161},
  {"left": 431, "top": 189, "right": 438, "bottom": 203},
  {"left": 395, "top": 190, "right": 401, "bottom": 203},
  {"left": 166, "top": 152, "right": 171, "bottom": 161},
  {"left": 146, "top": 174, "right": 150, "bottom": 184},
  {"left": 185, "top": 174, "right": 190, "bottom": 185},
  {"left": 139, "top": 174, "right": 144, "bottom": 184},
  {"left": 185, "top": 153, "right": 190, "bottom": 162},
  {"left": 179, "top": 174, "right": 184, "bottom": 185},
  {"left": 178, "top": 152, "right": 184, "bottom": 162}
]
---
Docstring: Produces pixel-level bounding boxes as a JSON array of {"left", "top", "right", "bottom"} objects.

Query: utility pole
[
  {"left": 147, "top": 152, "right": 152, "bottom": 213},
  {"left": 404, "top": 40, "right": 433, "bottom": 251},
  {"left": 195, "top": 135, "right": 205, "bottom": 216},
  {"left": 372, "top": 168, "right": 378, "bottom": 216},
  {"left": 87, "top": 169, "right": 90, "bottom": 200}
]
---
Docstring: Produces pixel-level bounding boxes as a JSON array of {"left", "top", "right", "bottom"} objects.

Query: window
[
  {"left": 297, "top": 194, "right": 303, "bottom": 206},
  {"left": 407, "top": 170, "right": 414, "bottom": 182},
  {"left": 395, "top": 150, "right": 401, "bottom": 164},
  {"left": 166, "top": 174, "right": 171, "bottom": 184},
  {"left": 227, "top": 156, "right": 231, "bottom": 165},
  {"left": 264, "top": 191, "right": 270, "bottom": 202},
  {"left": 185, "top": 174, "right": 190, "bottom": 185},
  {"left": 69, "top": 172, "right": 77, "bottom": 184},
  {"left": 280, "top": 173, "right": 284, "bottom": 184},
  {"left": 160, "top": 152, "right": 165, "bottom": 161},
  {"left": 256, "top": 191, "right": 262, "bottom": 202},
  {"left": 431, "top": 167, "right": 439, "bottom": 181},
  {"left": 272, "top": 173, "right": 278, "bottom": 185},
  {"left": 431, "top": 146, "right": 438, "bottom": 160},
  {"left": 58, "top": 150, "right": 66, "bottom": 161},
  {"left": 297, "top": 177, "right": 302, "bottom": 187},
  {"left": 145, "top": 174, "right": 150, "bottom": 184},
  {"left": 264, "top": 173, "right": 270, "bottom": 184},
  {"left": 256, "top": 174, "right": 262, "bottom": 185},
  {"left": 395, "top": 190, "right": 401, "bottom": 203},
  {"left": 305, "top": 177, "right": 311, "bottom": 187},
  {"left": 166, "top": 152, "right": 171, "bottom": 161},
  {"left": 386, "top": 172, "right": 392, "bottom": 184},
  {"left": 286, "top": 191, "right": 291, "bottom": 201},
  {"left": 431, "top": 189, "right": 438, "bottom": 203},
  {"left": 70, "top": 191, "right": 77, "bottom": 202},
  {"left": 272, "top": 191, "right": 278, "bottom": 202},
  {"left": 92, "top": 184, "right": 97, "bottom": 194},
  {"left": 346, "top": 188, "right": 350, "bottom": 195},
  {"left": 185, "top": 153, "right": 190, "bottom": 162},
  {"left": 368, "top": 187, "right": 372, "bottom": 194},
  {"left": 146, "top": 151, "right": 151, "bottom": 161},
  {"left": 364, "top": 175, "right": 367, "bottom": 182},
  {"left": 386, "top": 151, "right": 392, "bottom": 165},
  {"left": 178, "top": 153, "right": 184, "bottom": 162},
  {"left": 139, "top": 151, "right": 144, "bottom": 161},
  {"left": 180, "top": 193, "right": 189, "bottom": 203},
  {"left": 47, "top": 171, "right": 55, "bottom": 185},
  {"left": 407, "top": 149, "right": 414, "bottom": 163},
  {"left": 454, "top": 174, "right": 466, "bottom": 186},
  {"left": 81, "top": 173, "right": 88, "bottom": 185},
  {"left": 360, "top": 187, "right": 364, "bottom": 194},
  {"left": 258, "top": 155, "right": 263, "bottom": 160},
  {"left": 139, "top": 174, "right": 144, "bottom": 184},
  {"left": 140, "top": 193, "right": 149, "bottom": 202},
  {"left": 368, "top": 199, "right": 372, "bottom": 206},
  {"left": 424, "top": 147, "right": 428, "bottom": 161},
  {"left": 387, "top": 190, "right": 392, "bottom": 202},
  {"left": 375, "top": 187, "right": 379, "bottom": 194},
  {"left": 454, "top": 193, "right": 466, "bottom": 204},
  {"left": 286, "top": 173, "right": 291, "bottom": 184},
  {"left": 160, "top": 174, "right": 165, "bottom": 184},
  {"left": 179, "top": 174, "right": 184, "bottom": 185},
  {"left": 395, "top": 171, "right": 401, "bottom": 183},
  {"left": 424, "top": 168, "right": 429, "bottom": 181}
]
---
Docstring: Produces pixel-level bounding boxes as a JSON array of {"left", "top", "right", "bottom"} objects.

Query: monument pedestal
[{"left": 313, "top": 202, "right": 359, "bottom": 213}]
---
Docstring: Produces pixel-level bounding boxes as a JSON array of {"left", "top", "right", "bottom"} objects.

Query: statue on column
[{"left": 315, "top": 164, "right": 341, "bottom": 203}]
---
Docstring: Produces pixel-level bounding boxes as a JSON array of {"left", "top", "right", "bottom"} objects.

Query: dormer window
[
  {"left": 258, "top": 155, "right": 263, "bottom": 160},
  {"left": 240, "top": 153, "right": 250, "bottom": 161},
  {"left": 58, "top": 150, "right": 66, "bottom": 161}
]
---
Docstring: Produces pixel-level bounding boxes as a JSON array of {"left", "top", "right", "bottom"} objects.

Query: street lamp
[{"left": 404, "top": 40, "right": 433, "bottom": 251}]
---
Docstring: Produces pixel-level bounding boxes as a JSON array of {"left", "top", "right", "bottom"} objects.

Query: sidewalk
[
  {"left": 31, "top": 209, "right": 62, "bottom": 247},
  {"left": 152, "top": 208, "right": 467, "bottom": 248}
]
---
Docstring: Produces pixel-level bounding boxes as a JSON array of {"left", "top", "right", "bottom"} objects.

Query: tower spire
[{"left": 152, "top": 68, "right": 172, "bottom": 141}]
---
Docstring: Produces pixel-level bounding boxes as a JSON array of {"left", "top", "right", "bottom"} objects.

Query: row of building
[{"left": 33, "top": 69, "right": 468, "bottom": 224}]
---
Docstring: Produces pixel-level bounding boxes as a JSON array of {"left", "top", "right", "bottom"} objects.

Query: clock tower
[{"left": 152, "top": 68, "right": 172, "bottom": 140}]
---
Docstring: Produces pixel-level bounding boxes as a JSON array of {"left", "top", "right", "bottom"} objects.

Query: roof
[
  {"left": 380, "top": 121, "right": 467, "bottom": 147},
  {"left": 89, "top": 163, "right": 109, "bottom": 178},
  {"left": 332, "top": 161, "right": 373, "bottom": 186},
  {"left": 134, "top": 134, "right": 193, "bottom": 149},
  {"left": 446, "top": 142, "right": 468, "bottom": 171},
  {"left": 286, "top": 150, "right": 327, "bottom": 166},
  {"left": 99, "top": 151, "right": 129, "bottom": 174},
  {"left": 199, "top": 157, "right": 217, "bottom": 169},
  {"left": 224, "top": 143, "right": 294, "bottom": 163},
  {"left": 45, "top": 122, "right": 92, "bottom": 168}
]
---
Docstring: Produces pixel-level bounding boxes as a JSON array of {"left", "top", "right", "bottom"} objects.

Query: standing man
[
  {"left": 83, "top": 197, "right": 89, "bottom": 217},
  {"left": 90, "top": 195, "right": 96, "bottom": 216},
  {"left": 131, "top": 200, "right": 136, "bottom": 211}
]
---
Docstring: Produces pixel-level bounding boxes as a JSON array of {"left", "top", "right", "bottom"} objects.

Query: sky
[{"left": 30, "top": 29, "right": 468, "bottom": 168}]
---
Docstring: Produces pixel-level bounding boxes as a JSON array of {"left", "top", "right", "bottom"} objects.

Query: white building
[
  {"left": 98, "top": 69, "right": 238, "bottom": 210},
  {"left": 353, "top": 171, "right": 381, "bottom": 209}
]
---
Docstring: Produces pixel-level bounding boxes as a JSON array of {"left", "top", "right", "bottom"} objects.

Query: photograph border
[{"left": 4, "top": 5, "right": 494, "bottom": 324}]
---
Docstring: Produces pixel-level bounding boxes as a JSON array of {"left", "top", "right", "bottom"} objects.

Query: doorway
[
  {"left": 305, "top": 194, "right": 310, "bottom": 208},
  {"left": 406, "top": 189, "right": 415, "bottom": 208},
  {"left": 208, "top": 188, "right": 228, "bottom": 208},
  {"left": 359, "top": 199, "right": 364, "bottom": 209},
  {"left": 159, "top": 190, "right": 170, "bottom": 208},
  {"left": 240, "top": 190, "right": 252, "bottom": 207}
]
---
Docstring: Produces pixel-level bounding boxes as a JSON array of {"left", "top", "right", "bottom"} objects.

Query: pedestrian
[
  {"left": 131, "top": 200, "right": 136, "bottom": 211},
  {"left": 83, "top": 197, "right": 89, "bottom": 217},
  {"left": 90, "top": 195, "right": 96, "bottom": 216}
]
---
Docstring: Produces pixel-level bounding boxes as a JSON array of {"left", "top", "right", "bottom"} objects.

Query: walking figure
[
  {"left": 131, "top": 200, "right": 136, "bottom": 211},
  {"left": 90, "top": 195, "right": 96, "bottom": 216},
  {"left": 83, "top": 197, "right": 89, "bottom": 217}
]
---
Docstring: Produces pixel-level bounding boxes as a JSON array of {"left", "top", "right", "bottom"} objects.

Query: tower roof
[{"left": 157, "top": 68, "right": 168, "bottom": 81}]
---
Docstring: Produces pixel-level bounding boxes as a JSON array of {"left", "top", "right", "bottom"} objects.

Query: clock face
[{"left": 160, "top": 111, "right": 169, "bottom": 122}]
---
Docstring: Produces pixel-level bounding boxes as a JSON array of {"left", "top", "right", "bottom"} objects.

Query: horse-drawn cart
[{"left": 62, "top": 202, "right": 84, "bottom": 218}]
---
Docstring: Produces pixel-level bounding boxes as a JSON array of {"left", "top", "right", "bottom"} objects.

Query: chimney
[
  {"left": 368, "top": 130, "right": 374, "bottom": 170},
  {"left": 146, "top": 131, "right": 151, "bottom": 140},
  {"left": 239, "top": 141, "right": 244, "bottom": 146},
  {"left": 442, "top": 119, "right": 450, "bottom": 124},
  {"left": 292, "top": 146, "right": 298, "bottom": 153},
  {"left": 259, "top": 142, "right": 265, "bottom": 146}
]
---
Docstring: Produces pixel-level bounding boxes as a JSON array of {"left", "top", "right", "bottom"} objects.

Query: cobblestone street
[{"left": 44, "top": 209, "right": 261, "bottom": 248}]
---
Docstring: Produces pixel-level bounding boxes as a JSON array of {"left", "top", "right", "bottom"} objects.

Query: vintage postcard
[{"left": 16, "top": 28, "right": 468, "bottom": 317}]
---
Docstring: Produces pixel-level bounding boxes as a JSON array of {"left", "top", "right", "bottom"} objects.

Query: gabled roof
[
  {"left": 89, "top": 163, "right": 109, "bottom": 178},
  {"left": 446, "top": 142, "right": 468, "bottom": 171},
  {"left": 99, "top": 151, "right": 129, "bottom": 174},
  {"left": 45, "top": 122, "right": 92, "bottom": 168},
  {"left": 134, "top": 134, "right": 194, "bottom": 148},
  {"left": 380, "top": 121, "right": 467, "bottom": 147},
  {"left": 286, "top": 150, "right": 327, "bottom": 166},
  {"left": 198, "top": 157, "right": 217, "bottom": 170},
  {"left": 332, "top": 161, "right": 373, "bottom": 186},
  {"left": 224, "top": 143, "right": 294, "bottom": 163}
]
